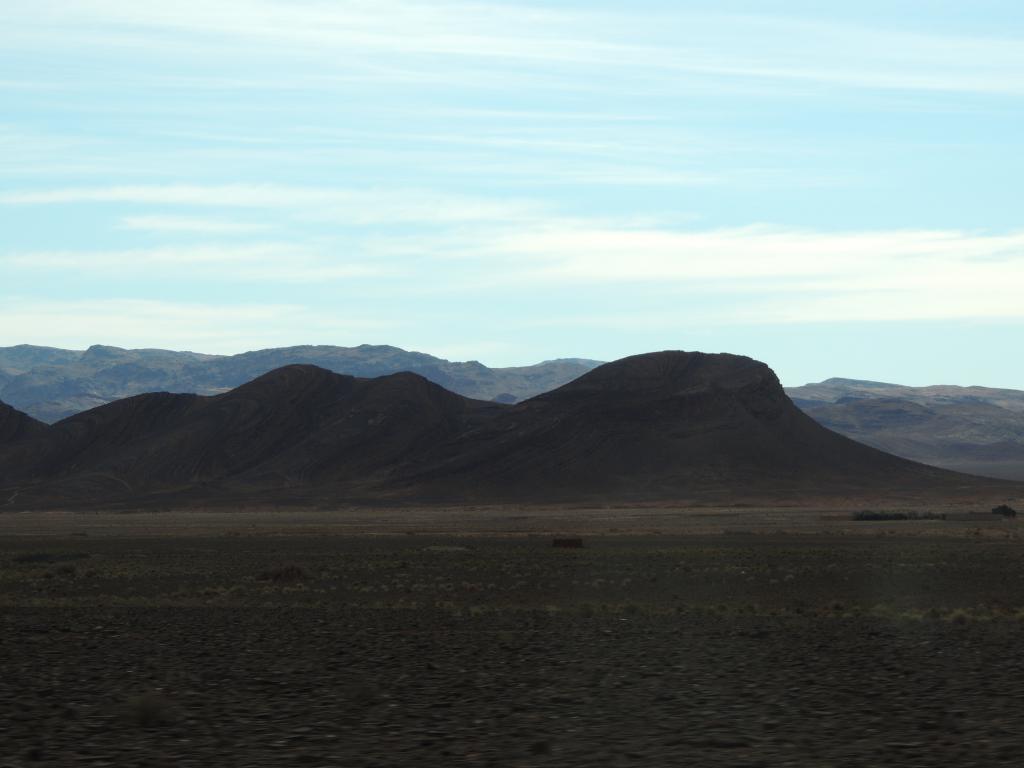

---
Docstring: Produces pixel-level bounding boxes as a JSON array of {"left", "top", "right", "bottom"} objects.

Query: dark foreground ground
[{"left": 2, "top": 506, "right": 1024, "bottom": 766}]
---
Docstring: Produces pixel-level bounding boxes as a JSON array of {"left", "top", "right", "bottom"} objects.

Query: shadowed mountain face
[
  {"left": 0, "top": 344, "right": 601, "bottom": 423},
  {"left": 0, "top": 401, "right": 48, "bottom": 444},
  {"left": 787, "top": 378, "right": 1024, "bottom": 481},
  {"left": 8, "top": 344, "right": 1023, "bottom": 483},
  {"left": 0, "top": 365, "right": 501, "bottom": 505},
  {"left": 396, "top": 353, "right": 970, "bottom": 502},
  {"left": 0, "top": 352, "right": 1013, "bottom": 510}
]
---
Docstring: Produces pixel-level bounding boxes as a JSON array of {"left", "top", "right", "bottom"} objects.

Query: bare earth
[{"left": 2, "top": 504, "right": 1024, "bottom": 767}]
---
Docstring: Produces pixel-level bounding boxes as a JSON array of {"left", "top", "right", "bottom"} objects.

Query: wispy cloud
[
  {"left": 2, "top": 243, "right": 387, "bottom": 283},
  {"left": 6, "top": 2, "right": 1024, "bottom": 95},
  {"left": 0, "top": 127, "right": 115, "bottom": 177},
  {"left": 0, "top": 80, "right": 61, "bottom": 91},
  {"left": 5, "top": 172, "right": 1022, "bottom": 324},
  {"left": 117, "top": 215, "right": 270, "bottom": 233},
  {"left": 359, "top": 221, "right": 1024, "bottom": 325},
  {"left": 0, "top": 184, "right": 545, "bottom": 223},
  {"left": 2, "top": 1, "right": 620, "bottom": 64},
  {"left": 0, "top": 184, "right": 324, "bottom": 206},
  {"left": 475, "top": 225, "right": 1024, "bottom": 281},
  {"left": 1, "top": 1, "right": 1020, "bottom": 385}
]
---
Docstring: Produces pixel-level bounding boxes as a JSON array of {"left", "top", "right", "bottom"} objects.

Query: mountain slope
[
  {"left": 0, "top": 365, "right": 502, "bottom": 505},
  {"left": 397, "top": 352, "right": 970, "bottom": 502},
  {"left": 787, "top": 378, "right": 1024, "bottom": 480},
  {"left": 0, "top": 400, "right": 49, "bottom": 445},
  {"left": 0, "top": 344, "right": 601, "bottom": 422},
  {"left": 2, "top": 351, "right": 1012, "bottom": 510}
]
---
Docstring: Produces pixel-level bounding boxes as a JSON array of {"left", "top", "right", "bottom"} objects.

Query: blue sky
[{"left": 2, "top": 1, "right": 1023, "bottom": 386}]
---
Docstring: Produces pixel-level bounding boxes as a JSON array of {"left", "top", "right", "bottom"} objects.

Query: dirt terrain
[{"left": 2, "top": 505, "right": 1024, "bottom": 766}]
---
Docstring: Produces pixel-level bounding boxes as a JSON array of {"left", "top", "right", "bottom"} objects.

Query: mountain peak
[
  {"left": 82, "top": 344, "right": 129, "bottom": 361},
  {"left": 551, "top": 350, "right": 778, "bottom": 397}
]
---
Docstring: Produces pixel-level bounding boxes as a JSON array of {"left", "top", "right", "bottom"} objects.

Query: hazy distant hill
[
  {"left": 3, "top": 351, "right": 1002, "bottom": 510},
  {"left": 786, "top": 378, "right": 1024, "bottom": 481},
  {"left": 0, "top": 344, "right": 602, "bottom": 423}
]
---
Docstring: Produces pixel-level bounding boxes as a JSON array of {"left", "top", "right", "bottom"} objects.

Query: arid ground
[{"left": 2, "top": 504, "right": 1024, "bottom": 766}]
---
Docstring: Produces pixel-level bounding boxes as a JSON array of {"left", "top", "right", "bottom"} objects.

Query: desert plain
[{"left": 2, "top": 503, "right": 1024, "bottom": 767}]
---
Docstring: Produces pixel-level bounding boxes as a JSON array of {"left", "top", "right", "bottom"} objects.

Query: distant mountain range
[
  {"left": 4, "top": 351, "right": 1005, "bottom": 511},
  {"left": 0, "top": 344, "right": 602, "bottom": 423},
  {"left": 787, "top": 379, "right": 1024, "bottom": 481},
  {"left": 3, "top": 344, "right": 1023, "bottom": 483}
]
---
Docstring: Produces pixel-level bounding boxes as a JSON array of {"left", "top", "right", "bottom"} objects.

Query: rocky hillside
[{"left": 787, "top": 378, "right": 1024, "bottom": 480}]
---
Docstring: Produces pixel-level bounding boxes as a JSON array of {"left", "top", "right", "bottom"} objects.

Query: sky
[{"left": 2, "top": 1, "right": 1023, "bottom": 387}]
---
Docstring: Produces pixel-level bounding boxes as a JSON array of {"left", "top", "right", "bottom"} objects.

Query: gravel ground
[{"left": 2, "top": 520, "right": 1024, "bottom": 766}]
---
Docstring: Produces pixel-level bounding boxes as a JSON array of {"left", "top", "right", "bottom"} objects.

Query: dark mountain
[
  {"left": 0, "top": 365, "right": 501, "bottom": 506},
  {"left": 0, "top": 344, "right": 601, "bottom": 423},
  {"left": 0, "top": 400, "right": 48, "bottom": 445},
  {"left": 7, "top": 344, "right": 1020, "bottom": 483},
  {"left": 395, "top": 352, "right": 977, "bottom": 502},
  {"left": 1, "top": 351, "right": 1013, "bottom": 510},
  {"left": 787, "top": 378, "right": 1024, "bottom": 481}
]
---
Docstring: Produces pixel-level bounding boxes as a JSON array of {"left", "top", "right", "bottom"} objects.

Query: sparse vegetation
[
  {"left": 6, "top": 512, "right": 1024, "bottom": 764},
  {"left": 852, "top": 510, "right": 946, "bottom": 521},
  {"left": 13, "top": 552, "right": 89, "bottom": 565},
  {"left": 44, "top": 563, "right": 77, "bottom": 579}
]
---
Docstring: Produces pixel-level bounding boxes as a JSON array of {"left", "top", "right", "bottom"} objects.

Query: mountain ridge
[
  {"left": 5, "top": 342, "right": 1024, "bottom": 482},
  {"left": 787, "top": 379, "right": 1024, "bottom": 480},
  {"left": 1, "top": 351, "right": 1014, "bottom": 510},
  {"left": 0, "top": 343, "right": 602, "bottom": 423}
]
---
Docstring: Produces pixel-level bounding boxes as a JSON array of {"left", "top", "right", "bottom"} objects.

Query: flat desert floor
[{"left": 2, "top": 504, "right": 1024, "bottom": 766}]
